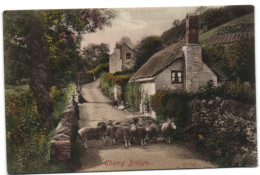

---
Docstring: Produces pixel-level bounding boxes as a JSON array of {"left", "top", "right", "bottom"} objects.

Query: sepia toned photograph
[{"left": 3, "top": 4, "right": 257, "bottom": 174}]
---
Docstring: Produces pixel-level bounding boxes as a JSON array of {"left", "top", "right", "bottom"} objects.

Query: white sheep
[
  {"left": 160, "top": 119, "right": 177, "bottom": 144},
  {"left": 78, "top": 122, "right": 107, "bottom": 148}
]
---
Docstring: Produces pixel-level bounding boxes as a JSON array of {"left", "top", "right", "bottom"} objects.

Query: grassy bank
[
  {"left": 6, "top": 83, "right": 76, "bottom": 174},
  {"left": 5, "top": 84, "right": 30, "bottom": 96}
]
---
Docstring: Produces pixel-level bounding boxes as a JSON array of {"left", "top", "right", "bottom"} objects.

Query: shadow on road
[{"left": 78, "top": 140, "right": 103, "bottom": 170}]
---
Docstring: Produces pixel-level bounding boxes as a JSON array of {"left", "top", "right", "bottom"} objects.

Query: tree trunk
[{"left": 26, "top": 19, "right": 53, "bottom": 134}]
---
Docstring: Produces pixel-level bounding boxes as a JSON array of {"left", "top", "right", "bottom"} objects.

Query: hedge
[{"left": 124, "top": 82, "right": 141, "bottom": 111}]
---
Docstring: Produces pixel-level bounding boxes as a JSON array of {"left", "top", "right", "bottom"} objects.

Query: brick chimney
[
  {"left": 185, "top": 13, "right": 198, "bottom": 44},
  {"left": 182, "top": 13, "right": 218, "bottom": 92}
]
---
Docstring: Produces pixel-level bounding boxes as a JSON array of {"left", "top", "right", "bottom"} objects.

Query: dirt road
[{"left": 77, "top": 79, "right": 216, "bottom": 172}]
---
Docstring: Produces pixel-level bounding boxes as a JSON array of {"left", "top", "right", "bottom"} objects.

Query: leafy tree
[
  {"left": 199, "top": 6, "right": 254, "bottom": 33},
  {"left": 195, "top": 6, "right": 208, "bottom": 15},
  {"left": 117, "top": 36, "right": 134, "bottom": 48},
  {"left": 4, "top": 9, "right": 116, "bottom": 133},
  {"left": 161, "top": 20, "right": 186, "bottom": 46},
  {"left": 134, "top": 35, "right": 163, "bottom": 70},
  {"left": 81, "top": 42, "right": 110, "bottom": 70},
  {"left": 172, "top": 19, "right": 181, "bottom": 27}
]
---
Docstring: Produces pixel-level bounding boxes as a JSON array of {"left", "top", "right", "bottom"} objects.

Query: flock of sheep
[{"left": 78, "top": 117, "right": 177, "bottom": 148}]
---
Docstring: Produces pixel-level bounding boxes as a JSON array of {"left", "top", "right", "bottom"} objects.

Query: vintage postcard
[{"left": 3, "top": 5, "right": 257, "bottom": 174}]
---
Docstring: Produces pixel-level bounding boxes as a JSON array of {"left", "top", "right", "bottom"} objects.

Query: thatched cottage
[
  {"left": 130, "top": 13, "right": 226, "bottom": 118},
  {"left": 109, "top": 43, "right": 136, "bottom": 73}
]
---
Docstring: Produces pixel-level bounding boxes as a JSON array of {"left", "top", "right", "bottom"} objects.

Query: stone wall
[
  {"left": 50, "top": 91, "right": 79, "bottom": 163},
  {"left": 188, "top": 97, "right": 257, "bottom": 166}
]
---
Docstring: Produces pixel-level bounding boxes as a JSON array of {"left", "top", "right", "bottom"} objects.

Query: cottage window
[
  {"left": 126, "top": 53, "right": 131, "bottom": 59},
  {"left": 171, "top": 71, "right": 182, "bottom": 84}
]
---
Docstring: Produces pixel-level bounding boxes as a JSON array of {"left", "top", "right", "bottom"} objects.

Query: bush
[
  {"left": 6, "top": 92, "right": 40, "bottom": 145},
  {"left": 100, "top": 72, "right": 132, "bottom": 100},
  {"left": 100, "top": 75, "right": 114, "bottom": 99},
  {"left": 222, "top": 80, "right": 255, "bottom": 104},
  {"left": 124, "top": 82, "right": 141, "bottom": 111},
  {"left": 102, "top": 72, "right": 131, "bottom": 86},
  {"left": 87, "top": 63, "right": 108, "bottom": 78},
  {"left": 195, "top": 80, "right": 255, "bottom": 104},
  {"left": 6, "top": 83, "right": 76, "bottom": 174},
  {"left": 202, "top": 38, "right": 255, "bottom": 84},
  {"left": 80, "top": 63, "right": 108, "bottom": 84},
  {"left": 195, "top": 80, "right": 222, "bottom": 99},
  {"left": 151, "top": 90, "right": 191, "bottom": 139},
  {"left": 51, "top": 83, "right": 76, "bottom": 126},
  {"left": 185, "top": 115, "right": 256, "bottom": 167}
]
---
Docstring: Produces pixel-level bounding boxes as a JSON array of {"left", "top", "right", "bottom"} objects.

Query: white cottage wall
[
  {"left": 154, "top": 59, "right": 184, "bottom": 91},
  {"left": 201, "top": 63, "right": 218, "bottom": 86},
  {"left": 140, "top": 82, "right": 156, "bottom": 119},
  {"left": 182, "top": 44, "right": 217, "bottom": 92}
]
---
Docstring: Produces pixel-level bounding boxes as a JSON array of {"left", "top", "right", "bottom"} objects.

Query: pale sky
[{"left": 81, "top": 7, "right": 197, "bottom": 53}]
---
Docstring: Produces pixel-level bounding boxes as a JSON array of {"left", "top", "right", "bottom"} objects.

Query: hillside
[
  {"left": 161, "top": 6, "right": 254, "bottom": 47},
  {"left": 199, "top": 13, "right": 254, "bottom": 46}
]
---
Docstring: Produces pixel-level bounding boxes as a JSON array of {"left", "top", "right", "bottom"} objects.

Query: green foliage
[
  {"left": 6, "top": 83, "right": 76, "bottom": 174},
  {"left": 96, "top": 54, "right": 110, "bottom": 65},
  {"left": 134, "top": 35, "right": 163, "bottom": 70},
  {"left": 4, "top": 9, "right": 116, "bottom": 133},
  {"left": 44, "top": 26, "right": 79, "bottom": 85},
  {"left": 226, "top": 38, "right": 255, "bottom": 83},
  {"left": 6, "top": 92, "right": 40, "bottom": 145},
  {"left": 113, "top": 69, "right": 135, "bottom": 75},
  {"left": 202, "top": 44, "right": 228, "bottom": 74},
  {"left": 3, "top": 11, "right": 32, "bottom": 85},
  {"left": 222, "top": 80, "right": 255, "bottom": 104},
  {"left": 100, "top": 72, "right": 131, "bottom": 99},
  {"left": 196, "top": 80, "right": 222, "bottom": 99},
  {"left": 100, "top": 73, "right": 138, "bottom": 108},
  {"left": 217, "top": 23, "right": 254, "bottom": 35},
  {"left": 124, "top": 82, "right": 141, "bottom": 111},
  {"left": 185, "top": 118, "right": 256, "bottom": 167},
  {"left": 151, "top": 90, "right": 190, "bottom": 137},
  {"left": 88, "top": 64, "right": 109, "bottom": 78},
  {"left": 143, "top": 94, "right": 150, "bottom": 113},
  {"left": 5, "top": 84, "right": 30, "bottom": 96},
  {"left": 198, "top": 6, "right": 254, "bottom": 33},
  {"left": 100, "top": 73, "right": 114, "bottom": 99},
  {"left": 51, "top": 83, "right": 76, "bottom": 126},
  {"left": 161, "top": 21, "right": 186, "bottom": 47},
  {"left": 199, "top": 13, "right": 254, "bottom": 45},
  {"left": 102, "top": 72, "right": 131, "bottom": 86},
  {"left": 161, "top": 6, "right": 254, "bottom": 47},
  {"left": 81, "top": 43, "right": 110, "bottom": 71},
  {"left": 194, "top": 80, "right": 255, "bottom": 104},
  {"left": 80, "top": 64, "right": 109, "bottom": 84},
  {"left": 202, "top": 38, "right": 255, "bottom": 84}
]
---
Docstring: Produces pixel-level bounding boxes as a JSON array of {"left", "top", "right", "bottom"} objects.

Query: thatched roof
[{"left": 130, "top": 40, "right": 185, "bottom": 81}]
